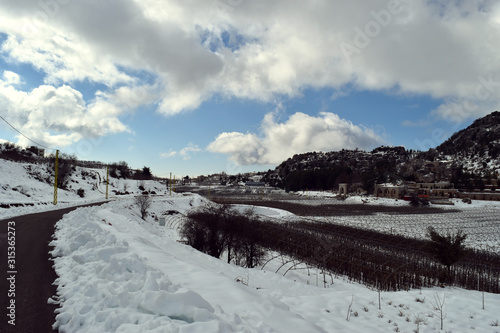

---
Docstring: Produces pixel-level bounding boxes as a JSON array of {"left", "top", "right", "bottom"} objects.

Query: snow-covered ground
[
  {"left": 287, "top": 191, "right": 500, "bottom": 253},
  {"left": 294, "top": 190, "right": 500, "bottom": 209},
  {"left": 0, "top": 159, "right": 167, "bottom": 219},
  {"left": 2, "top": 160, "right": 500, "bottom": 332},
  {"left": 47, "top": 196, "right": 500, "bottom": 332}
]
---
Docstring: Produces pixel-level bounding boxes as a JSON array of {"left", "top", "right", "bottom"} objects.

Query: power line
[{"left": 0, "top": 114, "right": 58, "bottom": 151}]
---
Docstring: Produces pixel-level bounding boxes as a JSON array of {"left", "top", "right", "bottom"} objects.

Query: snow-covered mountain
[{"left": 437, "top": 111, "right": 500, "bottom": 174}]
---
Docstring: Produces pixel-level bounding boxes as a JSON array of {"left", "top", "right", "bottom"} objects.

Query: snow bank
[
  {"left": 50, "top": 196, "right": 324, "bottom": 332},
  {"left": 231, "top": 204, "right": 294, "bottom": 218},
  {"left": 50, "top": 199, "right": 238, "bottom": 332}
]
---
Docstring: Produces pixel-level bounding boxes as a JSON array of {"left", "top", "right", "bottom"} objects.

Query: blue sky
[{"left": 1, "top": 1, "right": 499, "bottom": 178}]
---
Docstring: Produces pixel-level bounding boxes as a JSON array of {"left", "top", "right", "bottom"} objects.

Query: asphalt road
[{"left": 0, "top": 202, "right": 107, "bottom": 333}]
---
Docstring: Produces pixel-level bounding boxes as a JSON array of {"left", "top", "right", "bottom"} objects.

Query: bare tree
[
  {"left": 430, "top": 293, "right": 447, "bottom": 330},
  {"left": 135, "top": 195, "right": 152, "bottom": 220},
  {"left": 180, "top": 203, "right": 265, "bottom": 268},
  {"left": 180, "top": 203, "right": 231, "bottom": 258},
  {"left": 49, "top": 153, "right": 77, "bottom": 189}
]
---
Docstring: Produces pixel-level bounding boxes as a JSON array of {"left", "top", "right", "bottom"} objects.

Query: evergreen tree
[{"left": 426, "top": 226, "right": 467, "bottom": 283}]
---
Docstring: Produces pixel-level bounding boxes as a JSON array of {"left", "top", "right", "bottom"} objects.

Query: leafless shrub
[
  {"left": 413, "top": 313, "right": 428, "bottom": 333},
  {"left": 135, "top": 195, "right": 152, "bottom": 220},
  {"left": 430, "top": 293, "right": 447, "bottom": 331},
  {"left": 180, "top": 203, "right": 265, "bottom": 268}
]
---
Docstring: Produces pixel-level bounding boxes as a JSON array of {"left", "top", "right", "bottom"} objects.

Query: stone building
[{"left": 374, "top": 184, "right": 405, "bottom": 199}]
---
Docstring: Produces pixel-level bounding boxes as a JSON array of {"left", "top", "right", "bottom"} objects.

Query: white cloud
[
  {"left": 207, "top": 132, "right": 265, "bottom": 165},
  {"left": 0, "top": 0, "right": 498, "bottom": 123},
  {"left": 160, "top": 150, "right": 178, "bottom": 158},
  {"left": 160, "top": 144, "right": 201, "bottom": 160},
  {"left": 100, "top": 85, "right": 159, "bottom": 112},
  {"left": 1, "top": 71, "right": 22, "bottom": 86},
  {"left": 207, "top": 112, "right": 385, "bottom": 165},
  {"left": 0, "top": 71, "right": 129, "bottom": 148}
]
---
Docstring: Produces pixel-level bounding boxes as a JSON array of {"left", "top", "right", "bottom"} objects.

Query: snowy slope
[
  {"left": 0, "top": 159, "right": 167, "bottom": 219},
  {"left": 48, "top": 196, "right": 500, "bottom": 333}
]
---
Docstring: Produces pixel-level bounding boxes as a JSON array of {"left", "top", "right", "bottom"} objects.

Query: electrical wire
[{"left": 0, "top": 114, "right": 58, "bottom": 151}]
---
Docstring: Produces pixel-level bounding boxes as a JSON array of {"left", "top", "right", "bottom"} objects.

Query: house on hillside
[{"left": 28, "top": 146, "right": 45, "bottom": 157}]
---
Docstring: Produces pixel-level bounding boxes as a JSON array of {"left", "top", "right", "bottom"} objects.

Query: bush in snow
[
  {"left": 48, "top": 153, "right": 77, "bottom": 189},
  {"left": 109, "top": 161, "right": 131, "bottom": 179},
  {"left": 181, "top": 203, "right": 265, "bottom": 268},
  {"left": 138, "top": 180, "right": 146, "bottom": 191},
  {"left": 135, "top": 195, "right": 152, "bottom": 220},
  {"left": 77, "top": 188, "right": 85, "bottom": 198},
  {"left": 409, "top": 195, "right": 429, "bottom": 207},
  {"left": 426, "top": 226, "right": 467, "bottom": 283}
]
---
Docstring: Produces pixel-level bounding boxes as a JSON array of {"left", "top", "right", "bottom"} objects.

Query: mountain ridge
[{"left": 263, "top": 111, "right": 500, "bottom": 192}]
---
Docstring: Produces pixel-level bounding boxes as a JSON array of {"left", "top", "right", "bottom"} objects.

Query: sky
[{"left": 1, "top": 0, "right": 500, "bottom": 178}]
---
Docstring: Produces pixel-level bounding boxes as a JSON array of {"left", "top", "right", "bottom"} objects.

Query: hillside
[
  {"left": 437, "top": 111, "right": 500, "bottom": 173},
  {"left": 0, "top": 158, "right": 167, "bottom": 214},
  {"left": 264, "top": 146, "right": 414, "bottom": 192},
  {"left": 264, "top": 111, "right": 500, "bottom": 192}
]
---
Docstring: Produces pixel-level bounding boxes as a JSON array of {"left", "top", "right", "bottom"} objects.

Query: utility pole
[
  {"left": 169, "top": 172, "right": 172, "bottom": 196},
  {"left": 53, "top": 149, "right": 59, "bottom": 205},
  {"left": 106, "top": 164, "right": 109, "bottom": 199}
]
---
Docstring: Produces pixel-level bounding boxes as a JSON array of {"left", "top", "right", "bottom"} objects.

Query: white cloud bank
[
  {"left": 207, "top": 112, "right": 385, "bottom": 165},
  {"left": 0, "top": 71, "right": 128, "bottom": 148},
  {"left": 1, "top": 0, "right": 500, "bottom": 147}
]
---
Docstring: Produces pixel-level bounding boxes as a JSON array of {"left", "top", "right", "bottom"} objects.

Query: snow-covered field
[
  {"left": 287, "top": 191, "right": 500, "bottom": 253},
  {"left": 2, "top": 160, "right": 500, "bottom": 332},
  {"left": 328, "top": 207, "right": 500, "bottom": 253}
]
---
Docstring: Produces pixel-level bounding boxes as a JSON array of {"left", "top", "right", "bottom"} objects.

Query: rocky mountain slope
[
  {"left": 263, "top": 111, "right": 500, "bottom": 191},
  {"left": 436, "top": 111, "right": 500, "bottom": 173}
]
